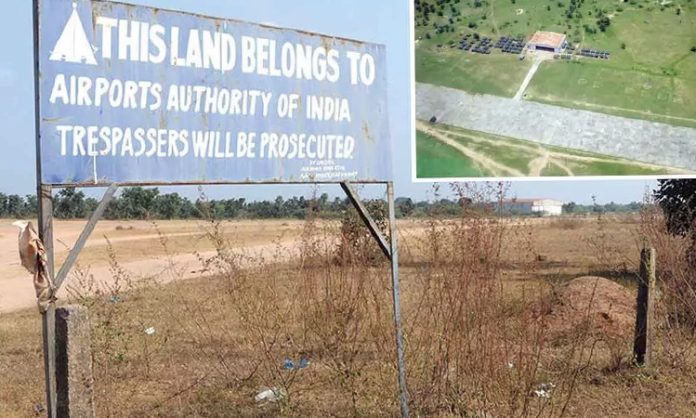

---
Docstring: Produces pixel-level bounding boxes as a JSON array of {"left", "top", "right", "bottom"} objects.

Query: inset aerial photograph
[{"left": 414, "top": 0, "right": 696, "bottom": 178}]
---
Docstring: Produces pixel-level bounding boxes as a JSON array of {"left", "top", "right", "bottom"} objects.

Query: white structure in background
[{"left": 498, "top": 198, "right": 564, "bottom": 216}]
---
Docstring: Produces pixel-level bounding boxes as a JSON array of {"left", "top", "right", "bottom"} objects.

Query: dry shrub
[
  {"left": 213, "top": 215, "right": 395, "bottom": 417},
  {"left": 584, "top": 206, "right": 632, "bottom": 277},
  {"left": 549, "top": 217, "right": 583, "bottom": 231},
  {"left": 61, "top": 185, "right": 618, "bottom": 418},
  {"left": 67, "top": 200, "right": 399, "bottom": 417},
  {"left": 335, "top": 198, "right": 388, "bottom": 266},
  {"left": 403, "top": 183, "right": 586, "bottom": 418},
  {"left": 638, "top": 201, "right": 696, "bottom": 367}
]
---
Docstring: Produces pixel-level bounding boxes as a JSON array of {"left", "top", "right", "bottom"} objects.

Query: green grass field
[
  {"left": 416, "top": 120, "right": 686, "bottom": 178},
  {"left": 416, "top": 47, "right": 532, "bottom": 96},
  {"left": 416, "top": 130, "right": 486, "bottom": 177},
  {"left": 415, "top": 0, "right": 696, "bottom": 127}
]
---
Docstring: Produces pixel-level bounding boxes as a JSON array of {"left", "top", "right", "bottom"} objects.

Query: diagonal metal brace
[
  {"left": 340, "top": 181, "right": 392, "bottom": 261},
  {"left": 54, "top": 184, "right": 119, "bottom": 291}
]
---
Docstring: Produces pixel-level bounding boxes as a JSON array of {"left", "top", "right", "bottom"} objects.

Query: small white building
[{"left": 497, "top": 198, "right": 564, "bottom": 216}]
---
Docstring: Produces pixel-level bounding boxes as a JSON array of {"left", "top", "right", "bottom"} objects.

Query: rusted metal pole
[
  {"left": 634, "top": 247, "right": 656, "bottom": 367},
  {"left": 33, "top": 0, "right": 56, "bottom": 414},
  {"left": 39, "top": 185, "right": 57, "bottom": 418},
  {"left": 339, "top": 181, "right": 409, "bottom": 416},
  {"left": 340, "top": 181, "right": 391, "bottom": 260},
  {"left": 387, "top": 182, "right": 409, "bottom": 418}
]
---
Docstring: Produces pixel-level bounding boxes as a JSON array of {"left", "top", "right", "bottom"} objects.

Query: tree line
[
  {"left": 562, "top": 200, "right": 643, "bottom": 214},
  {"left": 0, "top": 186, "right": 650, "bottom": 220},
  {"left": 0, "top": 187, "right": 453, "bottom": 220}
]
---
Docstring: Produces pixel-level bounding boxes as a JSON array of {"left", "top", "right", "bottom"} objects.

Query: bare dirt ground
[
  {"left": 0, "top": 219, "right": 311, "bottom": 313},
  {"left": 0, "top": 216, "right": 563, "bottom": 313}
]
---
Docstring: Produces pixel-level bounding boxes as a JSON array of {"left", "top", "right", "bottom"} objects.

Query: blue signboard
[{"left": 36, "top": 0, "right": 391, "bottom": 185}]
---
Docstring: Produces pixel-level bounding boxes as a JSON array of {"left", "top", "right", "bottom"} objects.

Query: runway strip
[{"left": 416, "top": 82, "right": 696, "bottom": 170}]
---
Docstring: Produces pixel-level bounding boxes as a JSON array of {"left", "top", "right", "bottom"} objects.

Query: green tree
[
  {"left": 114, "top": 187, "right": 160, "bottom": 219},
  {"left": 562, "top": 201, "right": 577, "bottom": 213},
  {"left": 6, "top": 195, "right": 24, "bottom": 218},
  {"left": 84, "top": 197, "right": 99, "bottom": 215},
  {"left": 654, "top": 179, "right": 696, "bottom": 237},
  {"left": 395, "top": 197, "right": 415, "bottom": 218},
  {"left": 0, "top": 192, "right": 7, "bottom": 217},
  {"left": 54, "top": 187, "right": 87, "bottom": 219},
  {"left": 596, "top": 15, "right": 611, "bottom": 32},
  {"left": 153, "top": 193, "right": 184, "bottom": 219},
  {"left": 23, "top": 195, "right": 38, "bottom": 216}
]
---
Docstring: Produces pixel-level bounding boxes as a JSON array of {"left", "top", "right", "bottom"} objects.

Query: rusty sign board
[{"left": 35, "top": 0, "right": 391, "bottom": 185}]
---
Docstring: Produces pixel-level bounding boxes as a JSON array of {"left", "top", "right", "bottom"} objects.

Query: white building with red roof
[{"left": 526, "top": 31, "right": 567, "bottom": 53}]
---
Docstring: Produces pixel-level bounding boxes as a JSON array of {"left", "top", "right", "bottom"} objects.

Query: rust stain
[
  {"left": 362, "top": 121, "right": 374, "bottom": 144},
  {"left": 91, "top": 5, "right": 98, "bottom": 33},
  {"left": 297, "top": 93, "right": 303, "bottom": 113},
  {"left": 42, "top": 117, "right": 66, "bottom": 123},
  {"left": 320, "top": 36, "right": 335, "bottom": 51}
]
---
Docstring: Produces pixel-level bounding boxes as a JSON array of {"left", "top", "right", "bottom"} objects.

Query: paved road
[
  {"left": 417, "top": 83, "right": 696, "bottom": 170},
  {"left": 514, "top": 57, "right": 541, "bottom": 101}
]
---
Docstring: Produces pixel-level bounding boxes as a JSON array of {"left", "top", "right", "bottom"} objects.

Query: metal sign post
[
  {"left": 387, "top": 182, "right": 409, "bottom": 418},
  {"left": 33, "top": 0, "right": 409, "bottom": 416},
  {"left": 341, "top": 181, "right": 409, "bottom": 417},
  {"left": 38, "top": 189, "right": 57, "bottom": 418}
]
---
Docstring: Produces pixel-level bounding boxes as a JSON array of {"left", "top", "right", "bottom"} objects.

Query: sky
[{"left": 0, "top": 0, "right": 662, "bottom": 204}]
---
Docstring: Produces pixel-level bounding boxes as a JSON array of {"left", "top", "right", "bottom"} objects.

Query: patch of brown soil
[{"left": 545, "top": 276, "right": 636, "bottom": 341}]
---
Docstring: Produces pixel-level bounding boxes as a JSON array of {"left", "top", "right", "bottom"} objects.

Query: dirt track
[
  {"left": 0, "top": 219, "right": 308, "bottom": 313},
  {"left": 0, "top": 216, "right": 570, "bottom": 313}
]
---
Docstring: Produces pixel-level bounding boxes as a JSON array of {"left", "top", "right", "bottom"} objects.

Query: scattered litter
[
  {"left": 33, "top": 403, "right": 45, "bottom": 414},
  {"left": 282, "top": 356, "right": 310, "bottom": 370},
  {"left": 507, "top": 362, "right": 515, "bottom": 369},
  {"left": 533, "top": 389, "right": 551, "bottom": 398},
  {"left": 533, "top": 382, "right": 555, "bottom": 398},
  {"left": 144, "top": 327, "right": 156, "bottom": 336},
  {"left": 109, "top": 295, "right": 121, "bottom": 303},
  {"left": 254, "top": 387, "right": 286, "bottom": 403}
]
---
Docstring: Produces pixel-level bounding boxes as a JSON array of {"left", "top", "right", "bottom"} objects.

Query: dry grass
[{"left": 1, "top": 195, "right": 696, "bottom": 417}]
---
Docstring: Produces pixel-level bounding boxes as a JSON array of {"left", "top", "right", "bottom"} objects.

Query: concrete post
[
  {"left": 55, "top": 305, "right": 95, "bottom": 418},
  {"left": 633, "top": 248, "right": 656, "bottom": 367}
]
